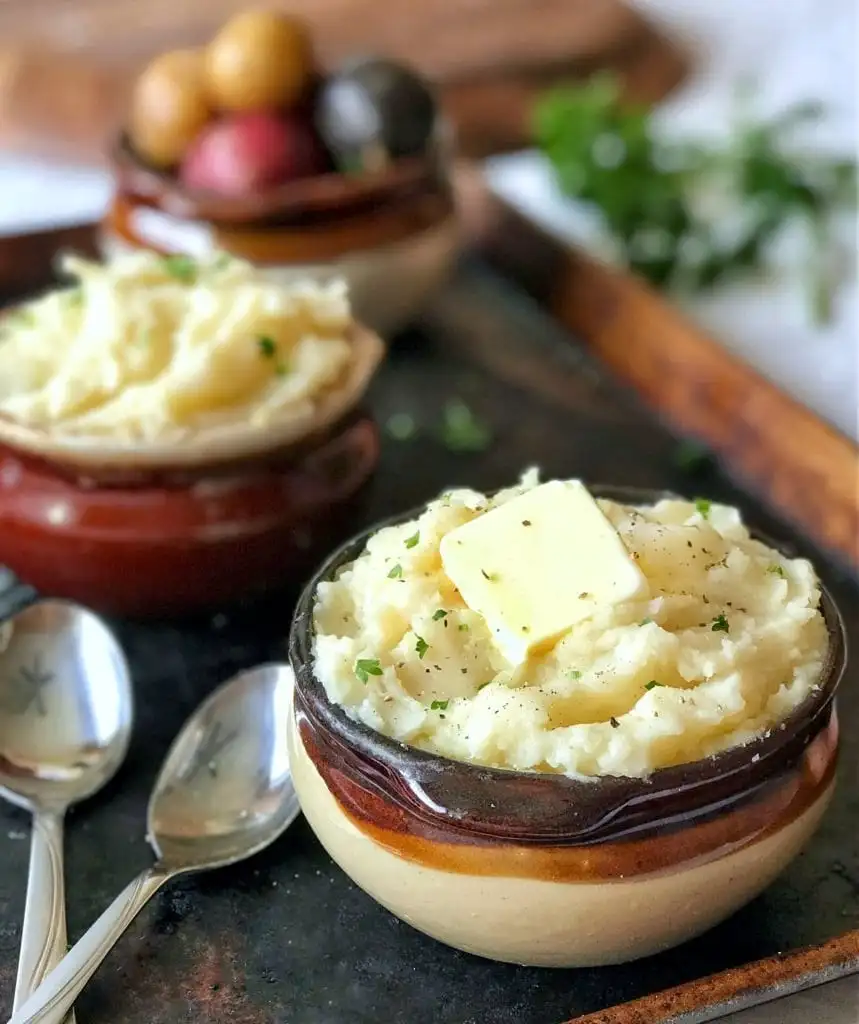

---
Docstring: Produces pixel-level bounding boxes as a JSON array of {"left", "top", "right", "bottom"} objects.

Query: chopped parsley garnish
[
  {"left": 404, "top": 531, "right": 420, "bottom": 549},
  {"left": 609, "top": 716, "right": 620, "bottom": 729},
  {"left": 458, "top": 623, "right": 470, "bottom": 632},
  {"left": 354, "top": 659, "right": 383, "bottom": 684},
  {"left": 257, "top": 335, "right": 277, "bottom": 359},
  {"left": 522, "top": 519, "right": 532, "bottom": 526},
  {"left": 565, "top": 669, "right": 582, "bottom": 681},
  {"left": 440, "top": 399, "right": 492, "bottom": 453},
  {"left": 162, "top": 254, "right": 197, "bottom": 282},
  {"left": 388, "top": 564, "right": 403, "bottom": 579},
  {"left": 415, "top": 635, "right": 429, "bottom": 659},
  {"left": 694, "top": 497, "right": 712, "bottom": 519},
  {"left": 432, "top": 609, "right": 448, "bottom": 621},
  {"left": 477, "top": 681, "right": 492, "bottom": 691},
  {"left": 767, "top": 564, "right": 787, "bottom": 578},
  {"left": 480, "top": 569, "right": 499, "bottom": 582},
  {"left": 386, "top": 412, "right": 417, "bottom": 441},
  {"left": 711, "top": 614, "right": 730, "bottom": 633},
  {"left": 430, "top": 699, "right": 449, "bottom": 711},
  {"left": 644, "top": 680, "right": 663, "bottom": 691}
]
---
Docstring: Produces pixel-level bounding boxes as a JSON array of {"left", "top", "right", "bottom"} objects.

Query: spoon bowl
[
  {"left": 9, "top": 663, "right": 300, "bottom": 1024},
  {"left": 0, "top": 600, "right": 133, "bottom": 812},
  {"left": 148, "top": 663, "right": 299, "bottom": 873}
]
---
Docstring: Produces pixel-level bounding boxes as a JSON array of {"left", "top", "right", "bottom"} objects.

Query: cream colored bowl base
[{"left": 289, "top": 713, "right": 834, "bottom": 967}]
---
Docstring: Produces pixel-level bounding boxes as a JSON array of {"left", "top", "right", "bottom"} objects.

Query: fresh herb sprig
[{"left": 534, "top": 74, "right": 856, "bottom": 322}]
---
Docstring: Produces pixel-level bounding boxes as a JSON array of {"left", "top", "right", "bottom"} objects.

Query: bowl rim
[
  {"left": 289, "top": 483, "right": 847, "bottom": 843},
  {"left": 109, "top": 129, "right": 451, "bottom": 226},
  {"left": 0, "top": 321, "right": 384, "bottom": 479}
]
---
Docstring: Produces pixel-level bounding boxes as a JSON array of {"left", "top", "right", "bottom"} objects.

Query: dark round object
[{"left": 314, "top": 57, "right": 437, "bottom": 171}]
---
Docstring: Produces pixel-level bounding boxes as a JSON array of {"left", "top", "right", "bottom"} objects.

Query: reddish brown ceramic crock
[
  {"left": 287, "top": 487, "right": 848, "bottom": 967},
  {"left": 0, "top": 412, "right": 379, "bottom": 618}
]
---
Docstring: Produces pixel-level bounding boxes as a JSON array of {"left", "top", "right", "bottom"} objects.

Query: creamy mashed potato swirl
[
  {"left": 0, "top": 251, "right": 352, "bottom": 441},
  {"left": 312, "top": 474, "right": 829, "bottom": 778}
]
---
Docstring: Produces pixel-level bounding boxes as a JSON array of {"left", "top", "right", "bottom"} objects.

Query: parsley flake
[
  {"left": 609, "top": 716, "right": 620, "bottom": 729},
  {"left": 644, "top": 680, "right": 663, "bottom": 691},
  {"left": 388, "top": 564, "right": 403, "bottom": 579},
  {"left": 432, "top": 609, "right": 448, "bottom": 621},
  {"left": 767, "top": 564, "right": 787, "bottom": 578},
  {"left": 404, "top": 532, "right": 420, "bottom": 549},
  {"left": 162, "top": 254, "right": 197, "bottom": 282},
  {"left": 354, "top": 659, "right": 383, "bottom": 684},
  {"left": 386, "top": 412, "right": 417, "bottom": 441},
  {"left": 440, "top": 399, "right": 492, "bottom": 453},
  {"left": 257, "top": 335, "right": 277, "bottom": 359},
  {"left": 458, "top": 623, "right": 470, "bottom": 632},
  {"left": 415, "top": 635, "right": 429, "bottom": 659},
  {"left": 565, "top": 670, "right": 582, "bottom": 681},
  {"left": 430, "top": 699, "right": 449, "bottom": 711},
  {"left": 694, "top": 497, "right": 712, "bottom": 519},
  {"left": 711, "top": 614, "right": 730, "bottom": 633},
  {"left": 477, "top": 681, "right": 492, "bottom": 691},
  {"left": 480, "top": 569, "right": 499, "bottom": 582}
]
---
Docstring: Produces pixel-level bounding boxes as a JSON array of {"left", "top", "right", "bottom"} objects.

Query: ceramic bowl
[
  {"left": 287, "top": 489, "right": 847, "bottom": 967},
  {"left": 0, "top": 324, "right": 384, "bottom": 617},
  {"left": 99, "top": 133, "right": 459, "bottom": 337}
]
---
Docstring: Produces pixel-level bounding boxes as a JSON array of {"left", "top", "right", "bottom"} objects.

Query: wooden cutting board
[{"left": 0, "top": 0, "right": 686, "bottom": 160}]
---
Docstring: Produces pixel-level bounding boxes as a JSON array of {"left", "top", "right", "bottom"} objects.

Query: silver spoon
[
  {"left": 8, "top": 663, "right": 299, "bottom": 1024},
  {"left": 0, "top": 600, "right": 133, "bottom": 1023}
]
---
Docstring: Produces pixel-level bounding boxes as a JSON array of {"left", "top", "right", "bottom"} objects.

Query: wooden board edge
[
  {"left": 455, "top": 165, "right": 859, "bottom": 573},
  {"left": 564, "top": 929, "right": 859, "bottom": 1024}
]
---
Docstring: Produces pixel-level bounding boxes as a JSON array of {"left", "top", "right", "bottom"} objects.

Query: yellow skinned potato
[
  {"left": 129, "top": 50, "right": 212, "bottom": 168},
  {"left": 204, "top": 9, "right": 314, "bottom": 112}
]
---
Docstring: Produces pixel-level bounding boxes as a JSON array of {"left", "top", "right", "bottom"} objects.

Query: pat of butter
[{"left": 439, "top": 481, "right": 646, "bottom": 665}]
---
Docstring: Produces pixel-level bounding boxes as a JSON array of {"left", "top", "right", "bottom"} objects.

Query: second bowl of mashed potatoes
[{"left": 289, "top": 474, "right": 845, "bottom": 967}]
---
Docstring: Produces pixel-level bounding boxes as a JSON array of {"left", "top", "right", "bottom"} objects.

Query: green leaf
[
  {"left": 694, "top": 497, "right": 712, "bottom": 519},
  {"left": 386, "top": 412, "right": 417, "bottom": 441},
  {"left": 388, "top": 564, "right": 403, "bottom": 579},
  {"left": 430, "top": 699, "right": 449, "bottom": 711},
  {"left": 415, "top": 635, "right": 429, "bottom": 659},
  {"left": 440, "top": 400, "right": 492, "bottom": 453},
  {"left": 644, "top": 680, "right": 663, "bottom": 690},
  {"left": 354, "top": 658, "right": 383, "bottom": 684},
  {"left": 711, "top": 614, "right": 730, "bottom": 633},
  {"left": 404, "top": 531, "right": 420, "bottom": 549},
  {"left": 257, "top": 335, "right": 277, "bottom": 359},
  {"left": 162, "top": 254, "right": 197, "bottom": 282},
  {"left": 432, "top": 609, "right": 448, "bottom": 621}
]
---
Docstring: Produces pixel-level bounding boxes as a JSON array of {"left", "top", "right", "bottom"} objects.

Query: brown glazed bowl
[
  {"left": 287, "top": 487, "right": 848, "bottom": 967},
  {"left": 99, "top": 132, "right": 459, "bottom": 337}
]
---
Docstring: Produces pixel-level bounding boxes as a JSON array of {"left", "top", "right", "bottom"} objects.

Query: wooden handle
[{"left": 565, "top": 929, "right": 859, "bottom": 1023}]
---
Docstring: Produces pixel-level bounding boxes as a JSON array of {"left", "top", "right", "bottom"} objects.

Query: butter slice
[{"left": 439, "top": 481, "right": 646, "bottom": 665}]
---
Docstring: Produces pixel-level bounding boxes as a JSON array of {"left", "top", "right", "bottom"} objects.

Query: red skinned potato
[{"left": 179, "top": 111, "right": 327, "bottom": 195}]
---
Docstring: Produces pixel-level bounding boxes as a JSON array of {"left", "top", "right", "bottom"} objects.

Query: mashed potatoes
[
  {"left": 312, "top": 474, "right": 829, "bottom": 778},
  {"left": 0, "top": 251, "right": 352, "bottom": 441}
]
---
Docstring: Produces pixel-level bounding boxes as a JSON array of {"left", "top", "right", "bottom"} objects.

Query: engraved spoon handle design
[
  {"left": 8, "top": 866, "right": 172, "bottom": 1024},
  {"left": 13, "top": 811, "right": 75, "bottom": 1024}
]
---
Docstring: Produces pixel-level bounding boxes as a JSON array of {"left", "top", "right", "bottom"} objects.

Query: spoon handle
[
  {"left": 13, "top": 810, "right": 74, "bottom": 1024},
  {"left": 7, "top": 866, "right": 171, "bottom": 1024}
]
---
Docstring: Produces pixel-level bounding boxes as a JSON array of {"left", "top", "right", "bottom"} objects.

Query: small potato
[
  {"left": 129, "top": 50, "right": 212, "bottom": 168},
  {"left": 204, "top": 9, "right": 313, "bottom": 112}
]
